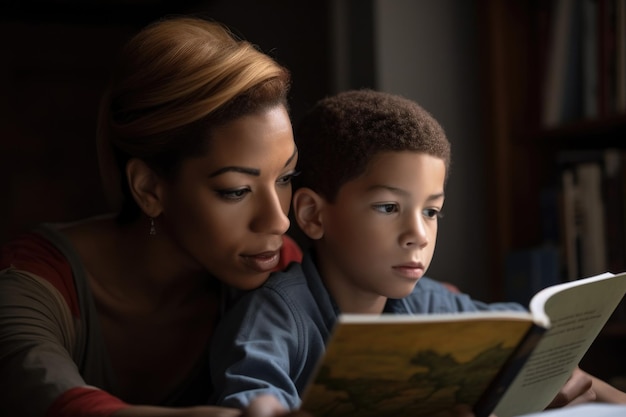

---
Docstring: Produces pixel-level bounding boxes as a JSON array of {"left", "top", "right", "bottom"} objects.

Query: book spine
[
  {"left": 504, "top": 246, "right": 561, "bottom": 306},
  {"left": 598, "top": 0, "right": 618, "bottom": 116},
  {"left": 542, "top": 0, "right": 575, "bottom": 128},
  {"left": 577, "top": 162, "right": 608, "bottom": 276},
  {"left": 603, "top": 149, "right": 626, "bottom": 273},
  {"left": 582, "top": 0, "right": 599, "bottom": 118},
  {"left": 617, "top": 0, "right": 626, "bottom": 113},
  {"left": 472, "top": 325, "right": 548, "bottom": 417},
  {"left": 560, "top": 169, "right": 580, "bottom": 280}
]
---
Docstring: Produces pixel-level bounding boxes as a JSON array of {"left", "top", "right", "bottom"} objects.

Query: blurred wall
[
  {"left": 332, "top": 0, "right": 490, "bottom": 299},
  {"left": 376, "top": 0, "right": 490, "bottom": 300}
]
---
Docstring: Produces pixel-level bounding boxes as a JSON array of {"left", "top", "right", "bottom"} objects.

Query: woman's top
[{"left": 0, "top": 223, "right": 302, "bottom": 417}]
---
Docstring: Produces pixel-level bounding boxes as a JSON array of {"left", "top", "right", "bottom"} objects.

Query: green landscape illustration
[{"left": 300, "top": 319, "right": 531, "bottom": 417}]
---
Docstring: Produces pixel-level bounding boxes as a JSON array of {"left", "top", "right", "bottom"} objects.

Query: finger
[
  {"left": 547, "top": 367, "right": 593, "bottom": 408},
  {"left": 242, "top": 395, "right": 288, "bottom": 417},
  {"left": 563, "top": 388, "right": 597, "bottom": 407}
]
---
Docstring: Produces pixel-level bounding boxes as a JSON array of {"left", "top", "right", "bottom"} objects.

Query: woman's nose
[{"left": 251, "top": 190, "right": 291, "bottom": 235}]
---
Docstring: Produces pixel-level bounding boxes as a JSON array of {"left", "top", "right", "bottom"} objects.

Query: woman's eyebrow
[
  {"left": 209, "top": 166, "right": 260, "bottom": 177},
  {"left": 210, "top": 147, "right": 298, "bottom": 178},
  {"left": 285, "top": 146, "right": 298, "bottom": 167}
]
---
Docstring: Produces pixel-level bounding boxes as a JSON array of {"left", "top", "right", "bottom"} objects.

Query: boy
[
  {"left": 209, "top": 89, "right": 523, "bottom": 410},
  {"left": 210, "top": 89, "right": 619, "bottom": 413}
]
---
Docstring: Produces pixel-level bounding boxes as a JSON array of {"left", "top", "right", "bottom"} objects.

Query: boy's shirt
[{"left": 209, "top": 249, "right": 525, "bottom": 409}]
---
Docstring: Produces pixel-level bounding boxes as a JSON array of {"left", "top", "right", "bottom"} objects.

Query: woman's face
[{"left": 159, "top": 105, "right": 297, "bottom": 289}]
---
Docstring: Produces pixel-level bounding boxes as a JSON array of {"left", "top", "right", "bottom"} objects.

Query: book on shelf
[
  {"left": 504, "top": 245, "right": 560, "bottom": 306},
  {"left": 557, "top": 149, "right": 626, "bottom": 282},
  {"left": 559, "top": 162, "right": 608, "bottom": 280},
  {"left": 617, "top": 0, "right": 626, "bottom": 113},
  {"left": 542, "top": 0, "right": 583, "bottom": 128},
  {"left": 582, "top": 0, "right": 600, "bottom": 119},
  {"left": 298, "top": 271, "right": 626, "bottom": 417},
  {"left": 598, "top": 0, "right": 618, "bottom": 117},
  {"left": 602, "top": 149, "right": 626, "bottom": 274},
  {"left": 540, "top": 0, "right": 625, "bottom": 128},
  {"left": 577, "top": 162, "right": 608, "bottom": 276},
  {"left": 560, "top": 168, "right": 581, "bottom": 280}
]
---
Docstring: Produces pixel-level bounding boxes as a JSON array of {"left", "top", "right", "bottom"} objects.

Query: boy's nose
[{"left": 399, "top": 212, "right": 429, "bottom": 248}]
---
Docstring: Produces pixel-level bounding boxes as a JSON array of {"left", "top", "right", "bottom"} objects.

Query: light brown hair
[{"left": 97, "top": 16, "right": 291, "bottom": 221}]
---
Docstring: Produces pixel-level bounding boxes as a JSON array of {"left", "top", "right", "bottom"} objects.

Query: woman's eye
[
  {"left": 424, "top": 208, "right": 443, "bottom": 219},
  {"left": 373, "top": 203, "right": 398, "bottom": 214},
  {"left": 277, "top": 170, "right": 300, "bottom": 186},
  {"left": 216, "top": 188, "right": 250, "bottom": 201}
]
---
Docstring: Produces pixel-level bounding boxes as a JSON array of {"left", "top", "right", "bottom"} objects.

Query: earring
[{"left": 149, "top": 217, "right": 157, "bottom": 236}]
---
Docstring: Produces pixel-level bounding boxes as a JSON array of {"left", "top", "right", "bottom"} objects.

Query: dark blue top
[{"left": 209, "top": 250, "right": 525, "bottom": 409}]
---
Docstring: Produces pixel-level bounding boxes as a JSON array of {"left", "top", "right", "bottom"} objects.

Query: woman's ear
[
  {"left": 293, "top": 188, "right": 326, "bottom": 240},
  {"left": 126, "top": 158, "right": 164, "bottom": 218}
]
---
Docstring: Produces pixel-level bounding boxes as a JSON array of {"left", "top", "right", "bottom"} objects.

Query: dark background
[{"left": 0, "top": 0, "right": 335, "bottom": 245}]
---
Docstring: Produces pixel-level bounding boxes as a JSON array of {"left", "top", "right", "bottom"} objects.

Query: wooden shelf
[
  {"left": 533, "top": 114, "right": 626, "bottom": 146},
  {"left": 480, "top": 0, "right": 626, "bottom": 383}
]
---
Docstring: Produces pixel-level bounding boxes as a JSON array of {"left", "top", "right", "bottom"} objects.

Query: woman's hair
[
  {"left": 97, "top": 16, "right": 291, "bottom": 222},
  {"left": 294, "top": 89, "right": 451, "bottom": 202}
]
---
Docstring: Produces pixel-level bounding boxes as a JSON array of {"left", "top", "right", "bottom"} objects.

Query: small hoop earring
[{"left": 149, "top": 217, "right": 157, "bottom": 236}]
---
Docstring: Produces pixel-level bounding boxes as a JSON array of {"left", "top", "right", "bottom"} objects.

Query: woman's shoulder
[
  {"left": 1, "top": 227, "right": 68, "bottom": 275},
  {"left": 1, "top": 225, "right": 80, "bottom": 316}
]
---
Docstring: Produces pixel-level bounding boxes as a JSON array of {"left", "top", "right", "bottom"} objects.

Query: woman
[{"left": 0, "top": 16, "right": 302, "bottom": 417}]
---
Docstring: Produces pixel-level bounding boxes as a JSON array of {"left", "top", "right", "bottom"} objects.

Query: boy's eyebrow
[
  {"left": 367, "top": 185, "right": 445, "bottom": 201},
  {"left": 209, "top": 147, "right": 298, "bottom": 178},
  {"left": 427, "top": 192, "right": 446, "bottom": 201}
]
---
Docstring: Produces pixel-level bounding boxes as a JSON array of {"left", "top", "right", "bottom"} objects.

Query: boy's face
[{"left": 313, "top": 151, "right": 446, "bottom": 311}]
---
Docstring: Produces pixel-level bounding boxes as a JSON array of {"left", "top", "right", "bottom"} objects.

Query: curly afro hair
[{"left": 294, "top": 89, "right": 451, "bottom": 202}]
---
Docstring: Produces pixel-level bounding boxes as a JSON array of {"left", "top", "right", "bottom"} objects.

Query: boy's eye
[
  {"left": 424, "top": 208, "right": 443, "bottom": 219},
  {"left": 216, "top": 188, "right": 250, "bottom": 201},
  {"left": 373, "top": 203, "right": 398, "bottom": 214}
]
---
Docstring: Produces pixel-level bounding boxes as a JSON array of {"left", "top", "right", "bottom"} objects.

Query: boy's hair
[{"left": 294, "top": 89, "right": 451, "bottom": 202}]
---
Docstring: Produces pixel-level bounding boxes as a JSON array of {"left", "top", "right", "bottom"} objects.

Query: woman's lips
[{"left": 241, "top": 251, "right": 280, "bottom": 273}]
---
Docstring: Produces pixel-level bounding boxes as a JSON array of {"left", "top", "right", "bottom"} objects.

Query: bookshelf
[{"left": 478, "top": 0, "right": 626, "bottom": 387}]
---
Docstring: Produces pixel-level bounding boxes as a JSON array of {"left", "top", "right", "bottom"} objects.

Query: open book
[
  {"left": 516, "top": 403, "right": 626, "bottom": 417},
  {"left": 299, "top": 271, "right": 626, "bottom": 417}
]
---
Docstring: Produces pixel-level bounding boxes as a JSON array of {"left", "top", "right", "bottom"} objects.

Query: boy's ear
[
  {"left": 126, "top": 158, "right": 164, "bottom": 218},
  {"left": 293, "top": 188, "right": 326, "bottom": 240}
]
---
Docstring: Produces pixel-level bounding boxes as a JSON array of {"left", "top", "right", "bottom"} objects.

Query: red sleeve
[
  {"left": 46, "top": 387, "right": 129, "bottom": 417},
  {"left": 275, "top": 235, "right": 302, "bottom": 271},
  {"left": 0, "top": 232, "right": 80, "bottom": 317},
  {"left": 0, "top": 232, "right": 300, "bottom": 315}
]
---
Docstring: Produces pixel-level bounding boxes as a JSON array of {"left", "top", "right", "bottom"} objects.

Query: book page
[
  {"left": 493, "top": 272, "right": 626, "bottom": 417},
  {"left": 517, "top": 403, "right": 626, "bottom": 417}
]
